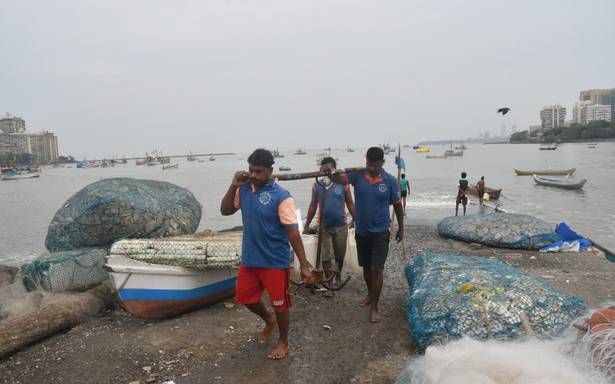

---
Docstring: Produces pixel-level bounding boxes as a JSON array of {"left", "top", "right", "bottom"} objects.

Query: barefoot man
[
  {"left": 221, "top": 148, "right": 312, "bottom": 359},
  {"left": 330, "top": 147, "right": 404, "bottom": 322}
]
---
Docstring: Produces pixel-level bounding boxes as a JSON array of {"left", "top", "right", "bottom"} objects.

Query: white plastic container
[{"left": 292, "top": 229, "right": 361, "bottom": 274}]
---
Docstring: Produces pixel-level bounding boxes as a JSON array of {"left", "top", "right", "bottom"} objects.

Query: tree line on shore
[
  {"left": 510, "top": 120, "right": 615, "bottom": 143},
  {"left": 0, "top": 152, "right": 75, "bottom": 166}
]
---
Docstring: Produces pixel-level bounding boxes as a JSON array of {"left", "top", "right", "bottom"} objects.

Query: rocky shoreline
[{"left": 1, "top": 221, "right": 614, "bottom": 384}]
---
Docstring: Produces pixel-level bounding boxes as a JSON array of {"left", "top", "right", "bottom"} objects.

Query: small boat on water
[
  {"left": 533, "top": 175, "right": 587, "bottom": 190},
  {"left": 272, "top": 148, "right": 284, "bottom": 158},
  {"left": 162, "top": 163, "right": 179, "bottom": 170},
  {"left": 209, "top": 156, "right": 216, "bottom": 161},
  {"left": 539, "top": 145, "right": 557, "bottom": 150},
  {"left": 187, "top": 151, "right": 196, "bottom": 161},
  {"left": 294, "top": 148, "right": 307, "bottom": 155},
  {"left": 1, "top": 171, "right": 40, "bottom": 180},
  {"left": 444, "top": 150, "right": 463, "bottom": 157},
  {"left": 515, "top": 168, "right": 576, "bottom": 176},
  {"left": 279, "top": 166, "right": 291, "bottom": 171},
  {"left": 403, "top": 144, "right": 411, "bottom": 148},
  {"left": 454, "top": 144, "right": 467, "bottom": 150},
  {"left": 105, "top": 254, "right": 237, "bottom": 318},
  {"left": 468, "top": 185, "right": 502, "bottom": 200},
  {"left": 346, "top": 147, "right": 354, "bottom": 152},
  {"left": 425, "top": 155, "right": 446, "bottom": 159},
  {"left": 412, "top": 145, "right": 420, "bottom": 150},
  {"left": 416, "top": 147, "right": 430, "bottom": 153}
]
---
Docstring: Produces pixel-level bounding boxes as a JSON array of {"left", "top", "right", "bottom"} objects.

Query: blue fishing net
[
  {"left": 21, "top": 248, "right": 109, "bottom": 292},
  {"left": 405, "top": 253, "right": 586, "bottom": 347},
  {"left": 437, "top": 213, "right": 561, "bottom": 249},
  {"left": 45, "top": 178, "right": 202, "bottom": 251}
]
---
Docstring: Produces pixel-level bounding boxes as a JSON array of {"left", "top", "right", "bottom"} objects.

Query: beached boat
[
  {"left": 468, "top": 185, "right": 502, "bottom": 200},
  {"left": 514, "top": 168, "right": 576, "bottom": 176},
  {"left": 279, "top": 166, "right": 291, "bottom": 171},
  {"left": 105, "top": 254, "right": 237, "bottom": 319},
  {"left": 533, "top": 175, "right": 587, "bottom": 190},
  {"left": 416, "top": 147, "right": 430, "bottom": 153},
  {"left": 162, "top": 163, "right": 179, "bottom": 170}
]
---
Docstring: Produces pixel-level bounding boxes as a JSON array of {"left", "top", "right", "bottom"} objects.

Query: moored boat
[
  {"left": 105, "top": 254, "right": 237, "bottom": 318},
  {"left": 294, "top": 148, "right": 307, "bottom": 155},
  {"left": 515, "top": 168, "right": 575, "bottom": 176},
  {"left": 416, "top": 147, "right": 430, "bottom": 153},
  {"left": 468, "top": 185, "right": 502, "bottom": 200},
  {"left": 162, "top": 163, "right": 179, "bottom": 170},
  {"left": 539, "top": 145, "right": 557, "bottom": 150},
  {"left": 533, "top": 175, "right": 587, "bottom": 190},
  {"left": 279, "top": 166, "right": 291, "bottom": 171}
]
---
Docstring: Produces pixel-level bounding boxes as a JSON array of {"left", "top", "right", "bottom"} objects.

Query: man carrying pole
[
  {"left": 303, "top": 156, "right": 356, "bottom": 297},
  {"left": 220, "top": 148, "right": 312, "bottom": 360},
  {"left": 329, "top": 147, "right": 404, "bottom": 323}
]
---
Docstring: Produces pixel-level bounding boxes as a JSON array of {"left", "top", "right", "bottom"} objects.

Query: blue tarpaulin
[{"left": 541, "top": 222, "right": 591, "bottom": 252}]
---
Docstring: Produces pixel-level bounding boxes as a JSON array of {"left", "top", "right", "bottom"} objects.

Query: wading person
[
  {"left": 330, "top": 147, "right": 403, "bottom": 323},
  {"left": 456, "top": 171, "right": 469, "bottom": 216},
  {"left": 400, "top": 173, "right": 409, "bottom": 214},
  {"left": 476, "top": 176, "right": 486, "bottom": 207},
  {"left": 220, "top": 148, "right": 312, "bottom": 360},
  {"left": 303, "top": 156, "right": 356, "bottom": 297}
]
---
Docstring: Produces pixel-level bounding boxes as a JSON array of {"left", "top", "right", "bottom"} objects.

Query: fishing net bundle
[
  {"left": 571, "top": 307, "right": 615, "bottom": 381},
  {"left": 395, "top": 336, "right": 610, "bottom": 384},
  {"left": 437, "top": 213, "right": 561, "bottom": 249},
  {"left": 20, "top": 248, "right": 109, "bottom": 292},
  {"left": 405, "top": 253, "right": 586, "bottom": 348},
  {"left": 45, "top": 178, "right": 202, "bottom": 252},
  {"left": 110, "top": 235, "right": 242, "bottom": 269}
]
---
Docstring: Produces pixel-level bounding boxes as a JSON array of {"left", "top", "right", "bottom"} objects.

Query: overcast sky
[{"left": 1, "top": 0, "right": 614, "bottom": 158}]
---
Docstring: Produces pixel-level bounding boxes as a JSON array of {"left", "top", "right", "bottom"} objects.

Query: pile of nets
[
  {"left": 405, "top": 253, "right": 586, "bottom": 347},
  {"left": 572, "top": 306, "right": 615, "bottom": 381},
  {"left": 21, "top": 248, "right": 109, "bottom": 292},
  {"left": 437, "top": 213, "right": 560, "bottom": 249},
  {"left": 45, "top": 178, "right": 202, "bottom": 252},
  {"left": 396, "top": 336, "right": 609, "bottom": 384},
  {"left": 110, "top": 232, "right": 242, "bottom": 269}
]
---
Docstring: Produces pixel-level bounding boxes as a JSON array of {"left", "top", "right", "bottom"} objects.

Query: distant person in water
[
  {"left": 456, "top": 172, "right": 469, "bottom": 216},
  {"left": 400, "top": 173, "right": 409, "bottom": 215},
  {"left": 476, "top": 176, "right": 486, "bottom": 206}
]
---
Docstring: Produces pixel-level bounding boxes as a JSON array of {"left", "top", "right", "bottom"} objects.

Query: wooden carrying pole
[{"left": 273, "top": 167, "right": 366, "bottom": 181}]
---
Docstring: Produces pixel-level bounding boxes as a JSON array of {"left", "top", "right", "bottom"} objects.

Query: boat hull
[
  {"left": 1, "top": 173, "right": 40, "bottom": 180},
  {"left": 515, "top": 168, "right": 575, "bottom": 176},
  {"left": 468, "top": 185, "right": 501, "bottom": 200},
  {"left": 532, "top": 175, "right": 587, "bottom": 190},
  {"left": 106, "top": 255, "right": 237, "bottom": 318}
]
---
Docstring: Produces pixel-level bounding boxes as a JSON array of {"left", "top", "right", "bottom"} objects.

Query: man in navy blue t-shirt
[{"left": 331, "top": 147, "right": 404, "bottom": 323}]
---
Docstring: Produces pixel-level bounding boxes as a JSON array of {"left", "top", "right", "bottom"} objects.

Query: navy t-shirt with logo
[
  {"left": 313, "top": 180, "right": 349, "bottom": 229},
  {"left": 346, "top": 170, "right": 401, "bottom": 236},
  {"left": 234, "top": 180, "right": 298, "bottom": 269}
]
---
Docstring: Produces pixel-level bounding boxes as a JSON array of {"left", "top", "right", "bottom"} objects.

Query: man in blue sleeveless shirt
[
  {"left": 330, "top": 147, "right": 404, "bottom": 323},
  {"left": 221, "top": 149, "right": 312, "bottom": 360},
  {"left": 304, "top": 156, "right": 356, "bottom": 297}
]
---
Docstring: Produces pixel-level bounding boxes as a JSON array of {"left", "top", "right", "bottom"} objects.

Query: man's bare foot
[
  {"left": 258, "top": 315, "right": 277, "bottom": 344},
  {"left": 323, "top": 290, "right": 334, "bottom": 298},
  {"left": 267, "top": 341, "right": 289, "bottom": 360},
  {"left": 369, "top": 307, "right": 381, "bottom": 323},
  {"left": 360, "top": 295, "right": 371, "bottom": 307}
]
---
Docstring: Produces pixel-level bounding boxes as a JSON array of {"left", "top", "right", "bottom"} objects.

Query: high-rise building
[
  {"left": 573, "top": 100, "right": 592, "bottom": 124},
  {"left": 582, "top": 104, "right": 611, "bottom": 123},
  {"left": 540, "top": 105, "right": 566, "bottom": 129},
  {"left": 0, "top": 114, "right": 60, "bottom": 163},
  {"left": 0, "top": 113, "right": 26, "bottom": 134},
  {"left": 580, "top": 88, "right": 615, "bottom": 105}
]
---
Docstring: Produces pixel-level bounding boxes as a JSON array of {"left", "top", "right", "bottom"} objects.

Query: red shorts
[{"left": 235, "top": 265, "right": 292, "bottom": 313}]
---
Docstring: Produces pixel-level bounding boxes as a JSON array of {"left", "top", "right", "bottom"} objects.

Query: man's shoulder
[
  {"left": 384, "top": 172, "right": 398, "bottom": 184},
  {"left": 270, "top": 182, "right": 292, "bottom": 198}
]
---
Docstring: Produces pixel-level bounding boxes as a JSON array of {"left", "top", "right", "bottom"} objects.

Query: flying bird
[{"left": 497, "top": 107, "right": 511, "bottom": 115}]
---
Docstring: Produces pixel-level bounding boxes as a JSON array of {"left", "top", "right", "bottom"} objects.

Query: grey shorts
[{"left": 320, "top": 224, "right": 348, "bottom": 262}]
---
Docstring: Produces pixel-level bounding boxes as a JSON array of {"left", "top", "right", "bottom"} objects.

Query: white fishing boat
[
  {"left": 162, "top": 163, "right": 179, "bottom": 170},
  {"left": 533, "top": 175, "right": 587, "bottom": 190},
  {"left": 104, "top": 254, "right": 237, "bottom": 319},
  {"left": 1, "top": 172, "right": 40, "bottom": 180}
]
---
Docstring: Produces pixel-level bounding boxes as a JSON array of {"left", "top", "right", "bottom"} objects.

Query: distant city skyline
[{"left": 1, "top": 1, "right": 614, "bottom": 158}]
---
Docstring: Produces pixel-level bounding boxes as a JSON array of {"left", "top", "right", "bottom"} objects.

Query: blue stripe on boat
[{"left": 119, "top": 277, "right": 237, "bottom": 301}]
